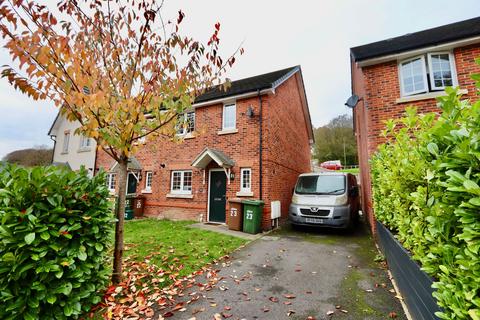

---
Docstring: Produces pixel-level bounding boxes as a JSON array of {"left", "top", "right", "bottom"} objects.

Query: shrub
[
  {"left": 372, "top": 82, "right": 480, "bottom": 319},
  {"left": 0, "top": 165, "right": 114, "bottom": 319}
]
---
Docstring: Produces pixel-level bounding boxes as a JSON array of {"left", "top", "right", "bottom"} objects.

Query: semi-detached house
[
  {"left": 95, "top": 66, "right": 314, "bottom": 230},
  {"left": 350, "top": 17, "right": 480, "bottom": 232}
]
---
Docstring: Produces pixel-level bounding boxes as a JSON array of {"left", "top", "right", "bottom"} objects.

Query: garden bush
[
  {"left": 371, "top": 77, "right": 480, "bottom": 320},
  {"left": 0, "top": 165, "right": 114, "bottom": 319}
]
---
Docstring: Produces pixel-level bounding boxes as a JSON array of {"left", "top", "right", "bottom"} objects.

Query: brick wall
[
  {"left": 96, "top": 95, "right": 262, "bottom": 222},
  {"left": 353, "top": 43, "right": 480, "bottom": 233},
  {"left": 96, "top": 71, "right": 313, "bottom": 230},
  {"left": 261, "top": 73, "right": 312, "bottom": 229}
]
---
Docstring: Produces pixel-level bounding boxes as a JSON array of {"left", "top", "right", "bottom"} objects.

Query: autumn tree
[
  {"left": 313, "top": 114, "right": 358, "bottom": 166},
  {"left": 3, "top": 145, "right": 53, "bottom": 166},
  {"left": 0, "top": 0, "right": 240, "bottom": 283}
]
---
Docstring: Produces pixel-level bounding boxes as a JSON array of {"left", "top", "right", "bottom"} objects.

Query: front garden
[
  {"left": 0, "top": 165, "right": 247, "bottom": 319},
  {"left": 371, "top": 68, "right": 480, "bottom": 319}
]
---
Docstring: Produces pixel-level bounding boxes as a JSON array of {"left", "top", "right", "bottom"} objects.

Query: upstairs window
[
  {"left": 79, "top": 135, "right": 92, "bottom": 149},
  {"left": 222, "top": 103, "right": 236, "bottom": 130},
  {"left": 399, "top": 52, "right": 457, "bottom": 97},
  {"left": 62, "top": 132, "right": 70, "bottom": 153},
  {"left": 428, "top": 53, "right": 454, "bottom": 90},
  {"left": 176, "top": 112, "right": 195, "bottom": 135}
]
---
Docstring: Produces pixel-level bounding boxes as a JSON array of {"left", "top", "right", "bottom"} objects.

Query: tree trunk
[{"left": 112, "top": 157, "right": 128, "bottom": 284}]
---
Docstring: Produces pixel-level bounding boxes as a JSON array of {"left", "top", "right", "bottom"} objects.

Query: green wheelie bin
[{"left": 242, "top": 199, "right": 264, "bottom": 234}]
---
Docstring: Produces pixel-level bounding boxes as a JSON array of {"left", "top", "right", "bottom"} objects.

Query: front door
[
  {"left": 127, "top": 172, "right": 137, "bottom": 194},
  {"left": 209, "top": 170, "right": 227, "bottom": 222}
]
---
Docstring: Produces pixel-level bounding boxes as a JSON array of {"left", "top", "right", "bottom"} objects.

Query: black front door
[
  {"left": 209, "top": 171, "right": 227, "bottom": 222},
  {"left": 127, "top": 173, "right": 137, "bottom": 194}
]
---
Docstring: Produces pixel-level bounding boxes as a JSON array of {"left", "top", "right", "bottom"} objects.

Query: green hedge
[
  {"left": 371, "top": 81, "right": 480, "bottom": 320},
  {"left": 0, "top": 165, "right": 114, "bottom": 319}
]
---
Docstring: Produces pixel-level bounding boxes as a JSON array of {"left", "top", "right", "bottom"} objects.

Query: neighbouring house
[
  {"left": 95, "top": 66, "right": 314, "bottom": 230},
  {"left": 350, "top": 17, "right": 480, "bottom": 232},
  {"left": 48, "top": 112, "right": 97, "bottom": 174}
]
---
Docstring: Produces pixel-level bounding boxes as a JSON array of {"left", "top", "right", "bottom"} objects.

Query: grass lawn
[{"left": 123, "top": 219, "right": 247, "bottom": 278}]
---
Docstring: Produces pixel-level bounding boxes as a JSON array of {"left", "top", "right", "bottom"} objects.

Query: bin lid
[{"left": 242, "top": 199, "right": 264, "bottom": 205}]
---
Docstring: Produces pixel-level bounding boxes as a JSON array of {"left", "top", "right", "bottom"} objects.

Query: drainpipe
[{"left": 258, "top": 90, "right": 263, "bottom": 201}]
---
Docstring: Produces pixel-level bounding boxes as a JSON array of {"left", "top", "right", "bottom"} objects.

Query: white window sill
[
  {"left": 176, "top": 132, "right": 195, "bottom": 139},
  {"left": 77, "top": 147, "right": 91, "bottom": 153},
  {"left": 166, "top": 193, "right": 193, "bottom": 199},
  {"left": 141, "top": 189, "right": 152, "bottom": 194},
  {"left": 236, "top": 191, "right": 253, "bottom": 197},
  {"left": 217, "top": 128, "right": 238, "bottom": 135},
  {"left": 396, "top": 89, "right": 468, "bottom": 104}
]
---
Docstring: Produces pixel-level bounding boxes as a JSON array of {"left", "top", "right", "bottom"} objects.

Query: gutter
[
  {"left": 193, "top": 88, "right": 274, "bottom": 108},
  {"left": 49, "top": 135, "right": 56, "bottom": 165}
]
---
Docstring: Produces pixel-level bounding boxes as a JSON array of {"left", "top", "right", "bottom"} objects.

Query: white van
[{"left": 289, "top": 172, "right": 360, "bottom": 229}]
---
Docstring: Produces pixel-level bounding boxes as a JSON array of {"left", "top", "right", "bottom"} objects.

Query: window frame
[
  {"left": 427, "top": 52, "right": 457, "bottom": 91},
  {"left": 106, "top": 173, "right": 116, "bottom": 193},
  {"left": 222, "top": 103, "right": 237, "bottom": 130},
  {"left": 79, "top": 135, "right": 92, "bottom": 149},
  {"left": 398, "top": 55, "right": 428, "bottom": 97},
  {"left": 62, "top": 131, "right": 70, "bottom": 153},
  {"left": 240, "top": 168, "right": 252, "bottom": 193},
  {"left": 170, "top": 170, "right": 193, "bottom": 195},
  {"left": 176, "top": 111, "right": 195, "bottom": 136},
  {"left": 145, "top": 171, "right": 153, "bottom": 191}
]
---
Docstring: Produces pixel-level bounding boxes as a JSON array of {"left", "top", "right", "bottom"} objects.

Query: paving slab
[
  {"left": 161, "top": 220, "right": 406, "bottom": 320},
  {"left": 188, "top": 223, "right": 264, "bottom": 241}
]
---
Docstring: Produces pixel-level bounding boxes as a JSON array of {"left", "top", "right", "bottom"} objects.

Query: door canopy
[{"left": 191, "top": 148, "right": 235, "bottom": 184}]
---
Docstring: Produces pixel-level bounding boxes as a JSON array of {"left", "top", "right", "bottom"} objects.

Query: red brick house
[
  {"left": 350, "top": 17, "right": 480, "bottom": 232},
  {"left": 96, "top": 66, "right": 314, "bottom": 230}
]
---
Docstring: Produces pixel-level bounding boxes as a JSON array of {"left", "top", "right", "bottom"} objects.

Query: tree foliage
[
  {"left": 3, "top": 145, "right": 52, "bottom": 167},
  {"left": 0, "top": 0, "right": 240, "bottom": 283},
  {"left": 371, "top": 81, "right": 480, "bottom": 319},
  {"left": 313, "top": 114, "right": 357, "bottom": 165}
]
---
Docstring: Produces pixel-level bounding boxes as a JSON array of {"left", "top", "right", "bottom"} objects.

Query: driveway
[{"left": 159, "top": 220, "right": 406, "bottom": 320}]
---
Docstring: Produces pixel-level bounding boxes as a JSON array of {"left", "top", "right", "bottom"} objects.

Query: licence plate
[{"left": 306, "top": 217, "right": 324, "bottom": 224}]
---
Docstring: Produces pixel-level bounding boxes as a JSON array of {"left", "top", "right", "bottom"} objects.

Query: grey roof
[
  {"left": 351, "top": 16, "right": 480, "bottom": 62},
  {"left": 191, "top": 147, "right": 235, "bottom": 168},
  {"left": 111, "top": 157, "right": 142, "bottom": 172},
  {"left": 195, "top": 66, "right": 300, "bottom": 103}
]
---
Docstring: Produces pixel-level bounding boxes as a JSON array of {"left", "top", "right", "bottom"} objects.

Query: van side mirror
[{"left": 350, "top": 186, "right": 359, "bottom": 197}]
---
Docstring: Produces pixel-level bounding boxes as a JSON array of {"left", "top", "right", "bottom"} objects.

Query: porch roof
[
  {"left": 110, "top": 156, "right": 143, "bottom": 172},
  {"left": 191, "top": 148, "right": 235, "bottom": 169}
]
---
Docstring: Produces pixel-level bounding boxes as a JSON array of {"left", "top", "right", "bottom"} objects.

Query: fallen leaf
[
  {"left": 163, "top": 311, "right": 174, "bottom": 318},
  {"left": 222, "top": 312, "right": 233, "bottom": 318},
  {"left": 262, "top": 306, "right": 270, "bottom": 312},
  {"left": 389, "top": 311, "right": 398, "bottom": 318},
  {"left": 287, "top": 310, "right": 296, "bottom": 316},
  {"left": 269, "top": 296, "right": 279, "bottom": 303},
  {"left": 326, "top": 310, "right": 335, "bottom": 315},
  {"left": 341, "top": 309, "right": 348, "bottom": 313},
  {"left": 224, "top": 306, "right": 231, "bottom": 311},
  {"left": 307, "top": 317, "right": 316, "bottom": 320},
  {"left": 283, "top": 294, "right": 296, "bottom": 299},
  {"left": 283, "top": 301, "right": 292, "bottom": 305},
  {"left": 213, "top": 313, "right": 222, "bottom": 320}
]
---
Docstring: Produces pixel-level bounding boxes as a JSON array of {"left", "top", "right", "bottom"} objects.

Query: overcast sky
[{"left": 0, "top": 0, "right": 479, "bottom": 158}]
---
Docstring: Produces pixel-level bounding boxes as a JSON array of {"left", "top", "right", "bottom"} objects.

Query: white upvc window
[
  {"left": 240, "top": 168, "right": 251, "bottom": 193},
  {"left": 222, "top": 103, "right": 236, "bottom": 130},
  {"left": 398, "top": 52, "right": 458, "bottom": 97},
  {"left": 399, "top": 55, "right": 428, "bottom": 96},
  {"left": 106, "top": 173, "right": 116, "bottom": 192},
  {"left": 170, "top": 170, "right": 193, "bottom": 194},
  {"left": 145, "top": 171, "right": 153, "bottom": 191},
  {"left": 176, "top": 112, "right": 195, "bottom": 135},
  {"left": 79, "top": 135, "right": 92, "bottom": 149},
  {"left": 427, "top": 52, "right": 456, "bottom": 90},
  {"left": 62, "top": 132, "right": 70, "bottom": 153}
]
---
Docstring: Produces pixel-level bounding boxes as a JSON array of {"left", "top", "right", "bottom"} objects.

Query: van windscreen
[{"left": 295, "top": 175, "right": 346, "bottom": 195}]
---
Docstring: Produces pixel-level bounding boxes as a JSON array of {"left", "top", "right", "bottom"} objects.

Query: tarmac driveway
[{"left": 161, "top": 220, "right": 406, "bottom": 320}]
